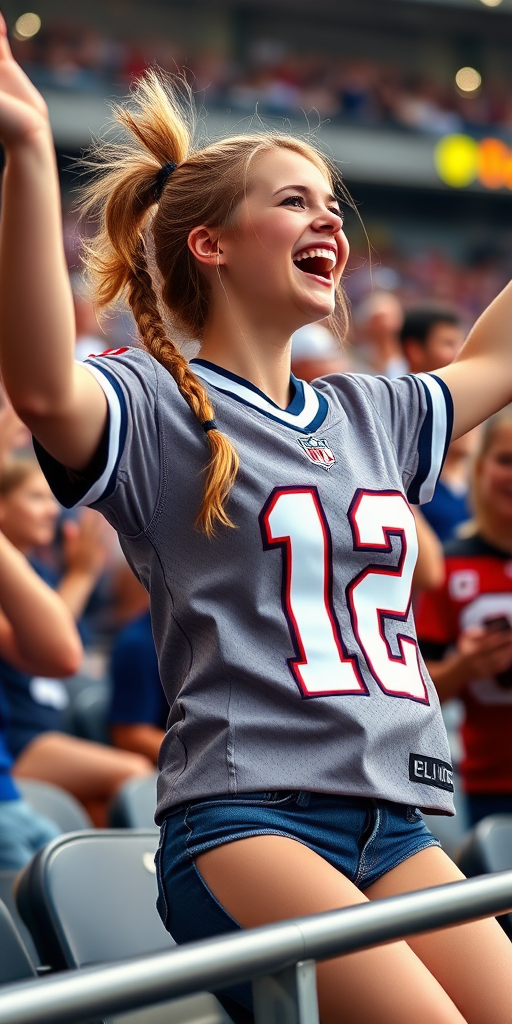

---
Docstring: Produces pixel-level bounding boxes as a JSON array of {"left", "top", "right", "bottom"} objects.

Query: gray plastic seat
[
  {"left": 15, "top": 830, "right": 232, "bottom": 1024},
  {"left": 0, "top": 871, "right": 41, "bottom": 968},
  {"left": 0, "top": 898, "right": 37, "bottom": 985},
  {"left": 457, "top": 815, "right": 512, "bottom": 937},
  {"left": 108, "top": 772, "right": 159, "bottom": 830},
  {"left": 17, "top": 778, "right": 92, "bottom": 831}
]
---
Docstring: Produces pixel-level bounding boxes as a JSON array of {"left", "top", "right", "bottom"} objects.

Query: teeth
[{"left": 294, "top": 247, "right": 336, "bottom": 269}]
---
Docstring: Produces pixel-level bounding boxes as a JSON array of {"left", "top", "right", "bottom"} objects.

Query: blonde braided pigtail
[{"left": 127, "top": 252, "right": 239, "bottom": 535}]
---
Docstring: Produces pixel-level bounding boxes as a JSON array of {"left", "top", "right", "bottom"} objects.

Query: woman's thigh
[
  {"left": 366, "top": 845, "right": 512, "bottom": 1024},
  {"left": 196, "top": 834, "right": 466, "bottom": 1024},
  {"left": 13, "top": 731, "right": 153, "bottom": 800}
]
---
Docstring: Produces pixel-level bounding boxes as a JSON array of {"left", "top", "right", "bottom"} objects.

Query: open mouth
[{"left": 293, "top": 247, "right": 337, "bottom": 280}]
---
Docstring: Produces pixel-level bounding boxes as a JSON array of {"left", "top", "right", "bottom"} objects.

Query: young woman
[
  {"left": 0, "top": 455, "right": 154, "bottom": 825},
  {"left": 417, "top": 409, "right": 512, "bottom": 827},
  {"left": 1, "top": 18, "right": 512, "bottom": 1022}
]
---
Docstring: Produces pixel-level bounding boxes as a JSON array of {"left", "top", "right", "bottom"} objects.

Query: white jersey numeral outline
[
  {"left": 347, "top": 489, "right": 428, "bottom": 703},
  {"left": 260, "top": 486, "right": 428, "bottom": 704}
]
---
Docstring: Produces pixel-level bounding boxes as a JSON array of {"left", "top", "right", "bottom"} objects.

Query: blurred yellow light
[
  {"left": 13, "top": 13, "right": 41, "bottom": 40},
  {"left": 479, "top": 0, "right": 503, "bottom": 6},
  {"left": 455, "top": 67, "right": 482, "bottom": 93},
  {"left": 435, "top": 134, "right": 478, "bottom": 188}
]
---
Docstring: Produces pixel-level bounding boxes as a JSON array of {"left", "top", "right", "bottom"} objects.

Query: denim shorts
[{"left": 155, "top": 790, "right": 440, "bottom": 1014}]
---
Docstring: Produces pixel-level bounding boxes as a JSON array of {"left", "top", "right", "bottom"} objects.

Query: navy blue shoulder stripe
[
  {"left": 33, "top": 363, "right": 128, "bottom": 509},
  {"left": 407, "top": 373, "right": 453, "bottom": 505},
  {"left": 407, "top": 377, "right": 433, "bottom": 505}
]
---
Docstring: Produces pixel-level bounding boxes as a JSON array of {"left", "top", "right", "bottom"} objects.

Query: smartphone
[{"left": 483, "top": 616, "right": 512, "bottom": 688}]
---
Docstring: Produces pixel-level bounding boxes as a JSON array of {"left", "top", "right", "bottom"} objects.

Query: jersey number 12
[{"left": 260, "top": 486, "right": 427, "bottom": 703}]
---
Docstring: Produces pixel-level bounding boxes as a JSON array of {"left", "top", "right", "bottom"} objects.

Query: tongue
[{"left": 294, "top": 255, "right": 332, "bottom": 278}]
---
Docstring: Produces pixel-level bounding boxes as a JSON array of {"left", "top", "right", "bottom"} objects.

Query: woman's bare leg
[
  {"left": 366, "top": 846, "right": 512, "bottom": 1024},
  {"left": 13, "top": 731, "right": 153, "bottom": 825},
  {"left": 196, "top": 835, "right": 467, "bottom": 1024}
]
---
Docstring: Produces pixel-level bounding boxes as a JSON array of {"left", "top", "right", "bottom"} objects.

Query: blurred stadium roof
[{"left": 5, "top": 0, "right": 512, "bottom": 194}]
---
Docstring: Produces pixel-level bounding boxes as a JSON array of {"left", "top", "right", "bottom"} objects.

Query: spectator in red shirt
[{"left": 416, "top": 407, "right": 512, "bottom": 825}]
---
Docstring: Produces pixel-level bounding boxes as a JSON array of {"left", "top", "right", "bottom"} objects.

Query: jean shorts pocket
[{"left": 155, "top": 820, "right": 171, "bottom": 931}]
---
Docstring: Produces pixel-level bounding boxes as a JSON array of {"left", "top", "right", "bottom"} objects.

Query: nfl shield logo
[{"left": 298, "top": 436, "right": 336, "bottom": 470}]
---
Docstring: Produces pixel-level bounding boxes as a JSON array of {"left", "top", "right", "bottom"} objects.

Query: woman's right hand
[
  {"left": 457, "top": 624, "right": 512, "bottom": 682},
  {"left": 0, "top": 11, "right": 50, "bottom": 148}
]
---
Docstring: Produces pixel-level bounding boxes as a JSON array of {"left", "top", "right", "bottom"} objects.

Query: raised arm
[
  {"left": 0, "top": 15, "right": 106, "bottom": 470},
  {"left": 436, "top": 283, "right": 512, "bottom": 439},
  {"left": 0, "top": 530, "right": 82, "bottom": 675}
]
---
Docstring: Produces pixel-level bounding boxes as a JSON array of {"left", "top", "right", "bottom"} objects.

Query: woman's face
[
  {"left": 0, "top": 470, "right": 60, "bottom": 551},
  {"left": 219, "top": 148, "right": 349, "bottom": 331},
  {"left": 477, "top": 424, "right": 512, "bottom": 523}
]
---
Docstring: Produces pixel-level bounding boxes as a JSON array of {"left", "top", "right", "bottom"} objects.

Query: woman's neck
[
  {"left": 198, "top": 302, "right": 295, "bottom": 409},
  {"left": 478, "top": 515, "right": 512, "bottom": 555}
]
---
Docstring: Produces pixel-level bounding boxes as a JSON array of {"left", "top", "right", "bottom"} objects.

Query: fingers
[
  {"left": 62, "top": 518, "right": 80, "bottom": 541},
  {"left": 0, "top": 12, "right": 13, "bottom": 61}
]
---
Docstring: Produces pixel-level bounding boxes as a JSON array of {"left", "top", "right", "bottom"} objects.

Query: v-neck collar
[{"left": 190, "top": 358, "right": 328, "bottom": 434}]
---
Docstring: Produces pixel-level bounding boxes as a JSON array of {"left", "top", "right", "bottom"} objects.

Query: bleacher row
[{"left": 1, "top": 697, "right": 512, "bottom": 1024}]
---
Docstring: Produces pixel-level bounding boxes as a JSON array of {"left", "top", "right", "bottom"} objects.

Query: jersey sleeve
[
  {"left": 340, "top": 372, "right": 453, "bottom": 505},
  {"left": 33, "top": 348, "right": 162, "bottom": 536}
]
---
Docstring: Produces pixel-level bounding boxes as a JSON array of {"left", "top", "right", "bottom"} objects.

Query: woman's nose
[{"left": 312, "top": 209, "right": 343, "bottom": 234}]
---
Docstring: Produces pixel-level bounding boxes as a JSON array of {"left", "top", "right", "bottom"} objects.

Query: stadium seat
[
  {"left": 15, "top": 830, "right": 233, "bottom": 1023},
  {"left": 17, "top": 778, "right": 92, "bottom": 831},
  {"left": 108, "top": 772, "right": 159, "bottom": 829},
  {"left": 0, "top": 871, "right": 41, "bottom": 968},
  {"left": 0, "top": 898, "right": 37, "bottom": 985},
  {"left": 457, "top": 815, "right": 512, "bottom": 938},
  {"left": 72, "top": 682, "right": 110, "bottom": 745}
]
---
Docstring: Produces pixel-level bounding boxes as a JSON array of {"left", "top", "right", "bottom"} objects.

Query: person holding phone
[{"left": 417, "top": 407, "right": 512, "bottom": 825}]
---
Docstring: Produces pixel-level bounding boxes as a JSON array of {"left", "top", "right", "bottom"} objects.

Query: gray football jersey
[{"left": 35, "top": 348, "right": 455, "bottom": 818}]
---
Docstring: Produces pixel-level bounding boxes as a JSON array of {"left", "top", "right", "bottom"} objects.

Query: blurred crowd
[
  {"left": 3, "top": 196, "right": 512, "bottom": 870},
  {"left": 11, "top": 19, "right": 512, "bottom": 139}
]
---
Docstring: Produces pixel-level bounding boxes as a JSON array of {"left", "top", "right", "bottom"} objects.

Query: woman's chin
[{"left": 294, "top": 289, "right": 335, "bottom": 322}]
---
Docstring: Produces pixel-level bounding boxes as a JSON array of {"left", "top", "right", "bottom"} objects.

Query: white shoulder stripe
[
  {"left": 415, "top": 372, "right": 448, "bottom": 504},
  {"left": 77, "top": 361, "right": 123, "bottom": 507},
  {"left": 191, "top": 362, "right": 320, "bottom": 429}
]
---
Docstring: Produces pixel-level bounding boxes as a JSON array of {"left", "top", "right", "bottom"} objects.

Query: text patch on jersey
[
  {"left": 409, "top": 754, "right": 454, "bottom": 792},
  {"left": 297, "top": 436, "right": 335, "bottom": 470}
]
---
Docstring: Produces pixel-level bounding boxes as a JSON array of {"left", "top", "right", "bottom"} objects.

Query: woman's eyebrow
[{"left": 272, "top": 184, "right": 338, "bottom": 204}]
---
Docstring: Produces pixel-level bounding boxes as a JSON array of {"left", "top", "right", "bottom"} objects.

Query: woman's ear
[{"left": 187, "top": 226, "right": 224, "bottom": 267}]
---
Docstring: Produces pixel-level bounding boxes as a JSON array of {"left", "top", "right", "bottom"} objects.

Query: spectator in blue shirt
[
  {"left": 0, "top": 455, "right": 155, "bottom": 824},
  {"left": 0, "top": 527, "right": 81, "bottom": 868}
]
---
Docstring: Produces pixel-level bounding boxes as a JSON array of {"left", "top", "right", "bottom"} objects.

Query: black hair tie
[
  {"left": 202, "top": 420, "right": 217, "bottom": 433},
  {"left": 153, "top": 161, "right": 177, "bottom": 203}
]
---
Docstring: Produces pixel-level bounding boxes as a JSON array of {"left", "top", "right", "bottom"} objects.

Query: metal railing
[{"left": 2, "top": 871, "right": 512, "bottom": 1024}]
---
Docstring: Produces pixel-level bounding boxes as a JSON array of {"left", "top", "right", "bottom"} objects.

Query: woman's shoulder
[{"left": 84, "top": 344, "right": 186, "bottom": 409}]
